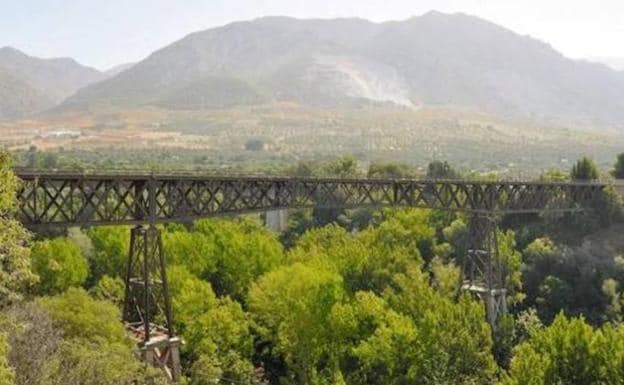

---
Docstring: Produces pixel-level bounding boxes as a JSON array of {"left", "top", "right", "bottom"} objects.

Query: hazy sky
[{"left": 1, "top": 0, "right": 623, "bottom": 70}]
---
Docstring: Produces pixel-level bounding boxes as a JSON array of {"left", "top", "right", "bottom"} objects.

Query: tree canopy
[
  {"left": 505, "top": 314, "right": 624, "bottom": 385},
  {"left": 570, "top": 156, "right": 599, "bottom": 180},
  {"left": 427, "top": 160, "right": 461, "bottom": 179},
  {"left": 613, "top": 153, "right": 624, "bottom": 179},
  {"left": 0, "top": 151, "right": 36, "bottom": 307},
  {"left": 31, "top": 238, "right": 88, "bottom": 295}
]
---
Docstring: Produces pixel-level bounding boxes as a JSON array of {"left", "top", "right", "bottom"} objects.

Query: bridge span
[{"left": 14, "top": 170, "right": 607, "bottom": 227}]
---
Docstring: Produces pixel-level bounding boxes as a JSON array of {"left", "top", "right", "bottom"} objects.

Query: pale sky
[{"left": 1, "top": 0, "right": 623, "bottom": 70}]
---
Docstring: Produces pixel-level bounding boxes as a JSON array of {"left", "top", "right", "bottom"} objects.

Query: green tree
[
  {"left": 286, "top": 225, "right": 369, "bottom": 290},
  {"left": 287, "top": 224, "right": 418, "bottom": 295},
  {"left": 570, "top": 156, "right": 599, "bottom": 180},
  {"left": 248, "top": 263, "right": 344, "bottom": 384},
  {"left": 330, "top": 291, "right": 421, "bottom": 385},
  {"left": 430, "top": 256, "right": 461, "bottom": 297},
  {"left": 602, "top": 278, "right": 622, "bottom": 322},
  {"left": 89, "top": 275, "right": 125, "bottom": 307},
  {"left": 384, "top": 266, "right": 497, "bottom": 384},
  {"left": 504, "top": 314, "right": 624, "bottom": 385},
  {"left": 37, "top": 288, "right": 130, "bottom": 346},
  {"left": 612, "top": 153, "right": 624, "bottom": 179},
  {"left": 521, "top": 237, "right": 623, "bottom": 324},
  {"left": 186, "top": 298, "right": 255, "bottom": 385},
  {"left": 426, "top": 160, "right": 461, "bottom": 179},
  {"left": 163, "top": 230, "right": 218, "bottom": 278},
  {"left": 328, "top": 265, "right": 496, "bottom": 385},
  {"left": 498, "top": 229, "right": 524, "bottom": 305},
  {"left": 320, "top": 155, "right": 360, "bottom": 177},
  {"left": 40, "top": 153, "right": 58, "bottom": 169},
  {"left": 536, "top": 275, "right": 573, "bottom": 321},
  {"left": 189, "top": 354, "right": 224, "bottom": 385},
  {"left": 0, "top": 151, "right": 36, "bottom": 307},
  {"left": 367, "top": 162, "right": 415, "bottom": 178},
  {"left": 17, "top": 289, "right": 166, "bottom": 385},
  {"left": 31, "top": 238, "right": 88, "bottom": 295},
  {"left": 281, "top": 209, "right": 316, "bottom": 248},
  {"left": 39, "top": 339, "right": 165, "bottom": 385},
  {"left": 191, "top": 219, "right": 284, "bottom": 299},
  {"left": 313, "top": 156, "right": 361, "bottom": 226},
  {"left": 167, "top": 265, "right": 256, "bottom": 384},
  {"left": 167, "top": 264, "right": 218, "bottom": 335},
  {"left": 0, "top": 333, "right": 13, "bottom": 385},
  {"left": 363, "top": 209, "right": 436, "bottom": 261},
  {"left": 442, "top": 217, "right": 469, "bottom": 258},
  {"left": 522, "top": 238, "right": 557, "bottom": 311},
  {"left": 85, "top": 226, "right": 129, "bottom": 284},
  {"left": 540, "top": 168, "right": 569, "bottom": 182}
]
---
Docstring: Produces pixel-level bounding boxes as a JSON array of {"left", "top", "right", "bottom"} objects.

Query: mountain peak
[
  {"left": 419, "top": 10, "right": 451, "bottom": 18},
  {"left": 417, "top": 10, "right": 479, "bottom": 20},
  {"left": 0, "top": 46, "right": 27, "bottom": 58}
]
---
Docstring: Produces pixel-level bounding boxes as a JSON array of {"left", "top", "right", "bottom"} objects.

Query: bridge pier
[
  {"left": 264, "top": 209, "right": 289, "bottom": 232},
  {"left": 461, "top": 214, "right": 508, "bottom": 331},
  {"left": 123, "top": 225, "right": 180, "bottom": 382}
]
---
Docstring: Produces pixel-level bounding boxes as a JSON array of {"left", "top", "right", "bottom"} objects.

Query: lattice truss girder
[{"left": 15, "top": 173, "right": 606, "bottom": 226}]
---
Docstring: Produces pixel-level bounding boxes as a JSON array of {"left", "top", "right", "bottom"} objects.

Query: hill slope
[
  {"left": 0, "top": 67, "right": 53, "bottom": 118},
  {"left": 104, "top": 62, "right": 135, "bottom": 77},
  {"left": 60, "top": 12, "right": 624, "bottom": 129},
  {"left": 0, "top": 47, "right": 104, "bottom": 118}
]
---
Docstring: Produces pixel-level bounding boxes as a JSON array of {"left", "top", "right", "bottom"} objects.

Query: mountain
[
  {"left": 0, "top": 47, "right": 104, "bottom": 118},
  {"left": 588, "top": 57, "right": 624, "bottom": 71},
  {"left": 0, "top": 67, "right": 53, "bottom": 118},
  {"left": 59, "top": 12, "right": 624, "bottom": 129},
  {"left": 105, "top": 62, "right": 135, "bottom": 77}
]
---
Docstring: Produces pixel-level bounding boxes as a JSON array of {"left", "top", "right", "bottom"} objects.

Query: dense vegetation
[{"left": 2, "top": 151, "right": 624, "bottom": 384}]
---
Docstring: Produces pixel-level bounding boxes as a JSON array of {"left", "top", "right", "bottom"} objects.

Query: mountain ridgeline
[
  {"left": 4, "top": 12, "right": 624, "bottom": 130},
  {"left": 0, "top": 47, "right": 104, "bottom": 118},
  {"left": 57, "top": 12, "right": 624, "bottom": 129}
]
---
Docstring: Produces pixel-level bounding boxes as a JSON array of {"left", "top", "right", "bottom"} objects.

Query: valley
[{"left": 4, "top": 103, "right": 624, "bottom": 175}]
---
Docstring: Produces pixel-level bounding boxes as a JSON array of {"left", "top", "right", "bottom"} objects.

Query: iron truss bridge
[
  {"left": 14, "top": 170, "right": 608, "bottom": 227},
  {"left": 11, "top": 169, "right": 613, "bottom": 381}
]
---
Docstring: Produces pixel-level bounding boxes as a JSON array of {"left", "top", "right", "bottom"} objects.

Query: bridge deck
[{"left": 14, "top": 169, "right": 611, "bottom": 227}]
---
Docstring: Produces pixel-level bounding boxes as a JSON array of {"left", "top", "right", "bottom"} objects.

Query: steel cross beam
[{"left": 14, "top": 170, "right": 607, "bottom": 227}]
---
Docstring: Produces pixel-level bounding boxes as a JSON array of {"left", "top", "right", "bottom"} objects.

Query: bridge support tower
[
  {"left": 461, "top": 213, "right": 508, "bottom": 331},
  {"left": 264, "top": 209, "right": 289, "bottom": 232},
  {"left": 123, "top": 225, "right": 181, "bottom": 382}
]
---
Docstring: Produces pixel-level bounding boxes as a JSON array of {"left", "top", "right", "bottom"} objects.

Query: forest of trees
[{"left": 2, "top": 151, "right": 624, "bottom": 384}]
